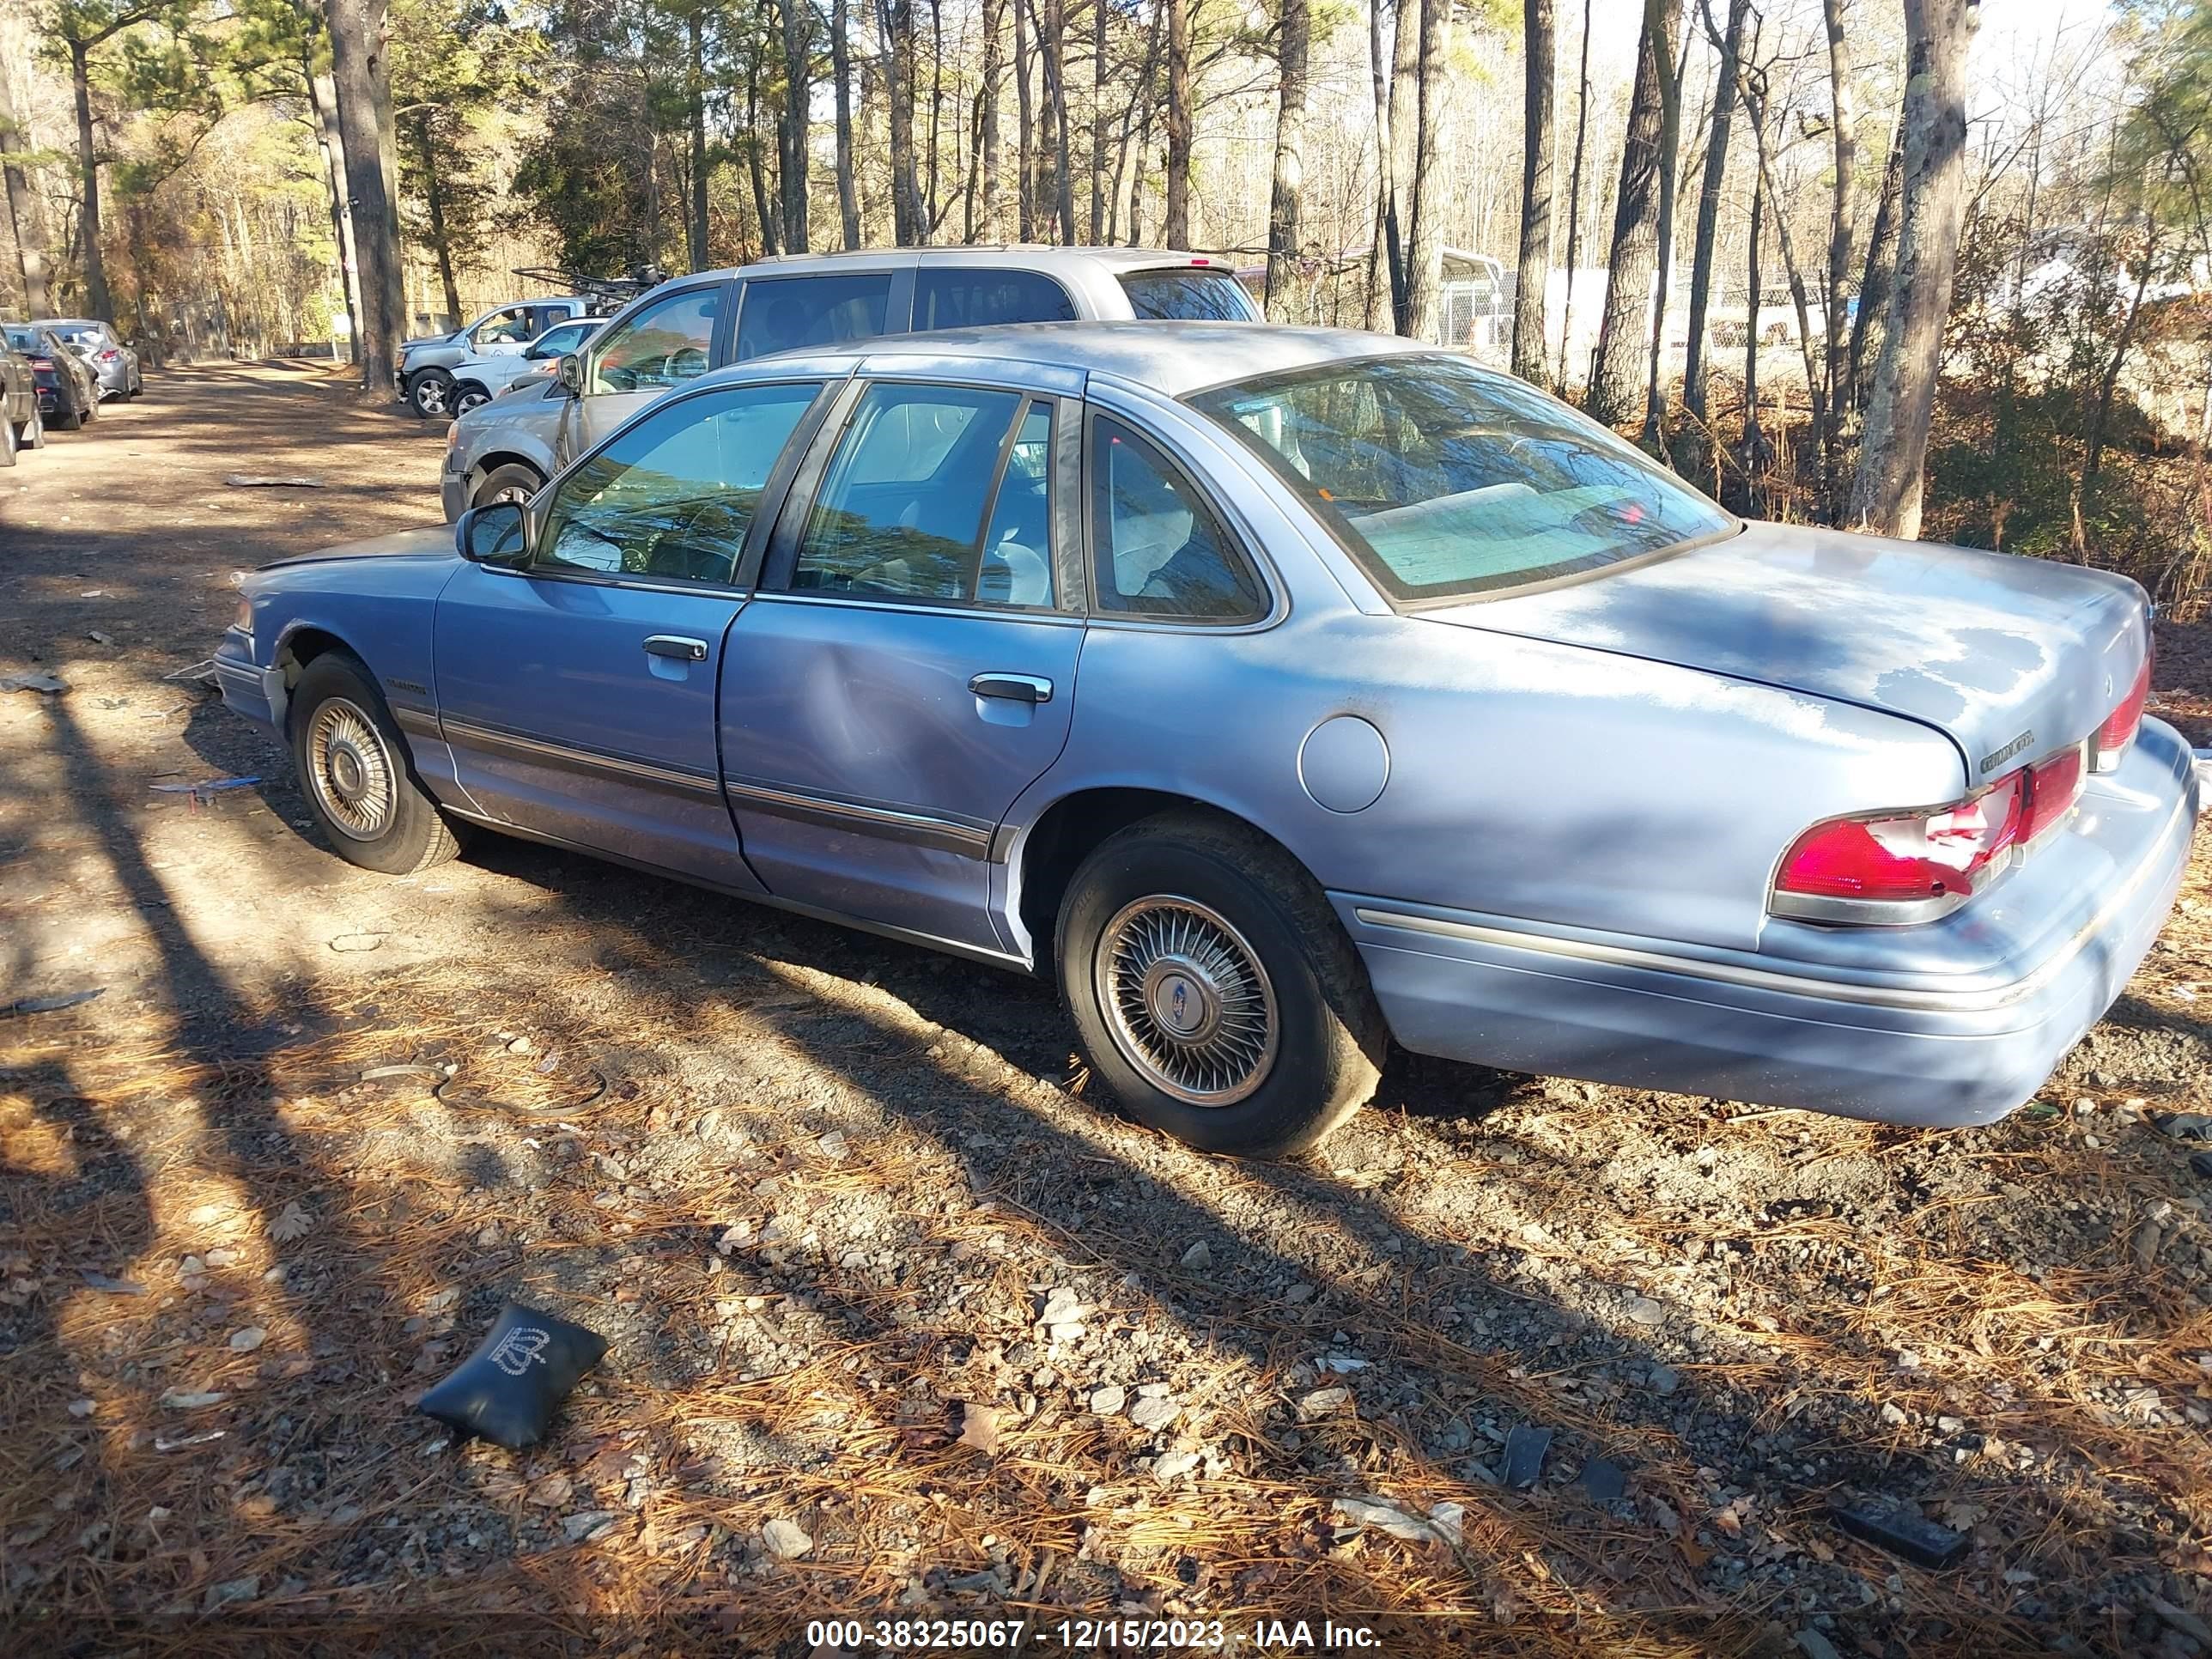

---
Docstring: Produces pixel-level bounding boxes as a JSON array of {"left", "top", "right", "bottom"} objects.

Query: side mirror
[
  {"left": 556, "top": 352, "right": 583, "bottom": 396},
  {"left": 456, "top": 501, "right": 528, "bottom": 565}
]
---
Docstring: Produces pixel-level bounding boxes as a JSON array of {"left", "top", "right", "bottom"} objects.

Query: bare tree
[
  {"left": 835, "top": 0, "right": 864, "bottom": 247},
  {"left": 1361, "top": 0, "right": 1393, "bottom": 327},
  {"left": 1819, "top": 0, "right": 1856, "bottom": 505},
  {"left": 51, "top": 0, "right": 163, "bottom": 322},
  {"left": 777, "top": 0, "right": 811, "bottom": 251},
  {"left": 1402, "top": 0, "right": 1447, "bottom": 340},
  {"left": 1042, "top": 0, "right": 1073, "bottom": 238},
  {"left": 1586, "top": 0, "right": 1679, "bottom": 422},
  {"left": 307, "top": 70, "right": 361, "bottom": 354},
  {"left": 1553, "top": 0, "right": 1592, "bottom": 387},
  {"left": 1012, "top": 0, "right": 1034, "bottom": 235},
  {"left": 325, "top": 0, "right": 404, "bottom": 393},
  {"left": 881, "top": 0, "right": 925, "bottom": 240},
  {"left": 1090, "top": 0, "right": 1109, "bottom": 242},
  {"left": 1382, "top": 0, "right": 1419, "bottom": 328},
  {"left": 1263, "top": 0, "right": 1310, "bottom": 317},
  {"left": 1163, "top": 0, "right": 1191, "bottom": 245},
  {"left": 0, "top": 52, "right": 54, "bottom": 315},
  {"left": 687, "top": 9, "right": 709, "bottom": 268},
  {"left": 1510, "top": 0, "right": 1554, "bottom": 380},
  {"left": 1849, "top": 0, "right": 1979, "bottom": 537},
  {"left": 1638, "top": 1, "right": 1689, "bottom": 453},
  {"left": 1684, "top": 0, "right": 1747, "bottom": 424}
]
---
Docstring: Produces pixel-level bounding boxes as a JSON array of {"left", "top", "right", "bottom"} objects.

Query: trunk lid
[{"left": 1422, "top": 521, "right": 2148, "bottom": 782}]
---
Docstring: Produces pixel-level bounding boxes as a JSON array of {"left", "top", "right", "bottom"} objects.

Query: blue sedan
[{"left": 215, "top": 323, "right": 2198, "bottom": 1157}]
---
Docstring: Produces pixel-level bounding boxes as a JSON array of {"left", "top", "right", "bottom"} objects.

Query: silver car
[
  {"left": 227, "top": 323, "right": 2193, "bottom": 1158},
  {"left": 438, "top": 317, "right": 606, "bottom": 419},
  {"left": 439, "top": 246, "right": 1259, "bottom": 520},
  {"left": 48, "top": 318, "right": 142, "bottom": 400}
]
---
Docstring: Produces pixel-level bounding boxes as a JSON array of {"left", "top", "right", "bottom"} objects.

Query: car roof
[
  {"left": 706, "top": 320, "right": 1433, "bottom": 400},
  {"left": 658, "top": 245, "right": 1244, "bottom": 289}
]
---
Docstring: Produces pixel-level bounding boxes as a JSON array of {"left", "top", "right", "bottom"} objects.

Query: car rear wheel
[
  {"left": 1055, "top": 811, "right": 1386, "bottom": 1158},
  {"left": 471, "top": 462, "right": 544, "bottom": 510},
  {"left": 407, "top": 370, "right": 456, "bottom": 419},
  {"left": 290, "top": 652, "right": 465, "bottom": 876}
]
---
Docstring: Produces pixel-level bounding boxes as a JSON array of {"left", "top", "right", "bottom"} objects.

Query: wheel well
[
  {"left": 473, "top": 451, "right": 546, "bottom": 485},
  {"left": 274, "top": 626, "right": 349, "bottom": 689},
  {"left": 1013, "top": 787, "right": 1304, "bottom": 971}
]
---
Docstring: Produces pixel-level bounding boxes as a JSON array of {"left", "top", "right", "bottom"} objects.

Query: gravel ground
[{"left": 4, "top": 362, "right": 2212, "bottom": 1657}]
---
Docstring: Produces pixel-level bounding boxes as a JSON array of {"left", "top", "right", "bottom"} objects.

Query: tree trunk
[
  {"left": 1263, "top": 0, "right": 1310, "bottom": 319},
  {"left": 1163, "top": 0, "right": 1191, "bottom": 246},
  {"left": 975, "top": 0, "right": 1004, "bottom": 240},
  {"left": 1585, "top": 0, "right": 1677, "bottom": 423},
  {"left": 1847, "top": 0, "right": 1977, "bottom": 538},
  {"left": 1638, "top": 1, "right": 1688, "bottom": 452},
  {"left": 1402, "top": 0, "right": 1447, "bottom": 342},
  {"left": 1683, "top": 0, "right": 1747, "bottom": 422},
  {"left": 1362, "top": 0, "right": 1393, "bottom": 329},
  {"left": 744, "top": 58, "right": 781, "bottom": 256},
  {"left": 1383, "top": 0, "right": 1419, "bottom": 331},
  {"left": 0, "top": 58, "right": 52, "bottom": 317},
  {"left": 2075, "top": 226, "right": 2158, "bottom": 554},
  {"left": 69, "top": 41, "right": 113, "bottom": 322},
  {"left": 882, "top": 0, "right": 924, "bottom": 241},
  {"left": 777, "top": 0, "right": 811, "bottom": 250},
  {"left": 1553, "top": 0, "right": 1592, "bottom": 388},
  {"left": 308, "top": 71, "right": 362, "bottom": 361},
  {"left": 1013, "top": 0, "right": 1035, "bottom": 237},
  {"left": 1820, "top": 0, "right": 1857, "bottom": 507},
  {"left": 1846, "top": 122, "right": 1902, "bottom": 426},
  {"left": 1090, "top": 0, "right": 1109, "bottom": 243},
  {"left": 1741, "top": 156, "right": 1768, "bottom": 477},
  {"left": 325, "top": 0, "right": 404, "bottom": 394},
  {"left": 1042, "top": 0, "right": 1074, "bottom": 239},
  {"left": 414, "top": 111, "right": 463, "bottom": 322},
  {"left": 1510, "top": 0, "right": 1553, "bottom": 380},
  {"left": 834, "top": 0, "right": 863, "bottom": 246},
  {"left": 689, "top": 11, "right": 711, "bottom": 268}
]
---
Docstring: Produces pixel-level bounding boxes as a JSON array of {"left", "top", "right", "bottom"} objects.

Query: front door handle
[
  {"left": 643, "top": 635, "right": 708, "bottom": 662},
  {"left": 969, "top": 672, "right": 1053, "bottom": 705}
]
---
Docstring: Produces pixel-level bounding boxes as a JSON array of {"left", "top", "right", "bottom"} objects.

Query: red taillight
[
  {"left": 2021, "top": 745, "right": 2085, "bottom": 842},
  {"left": 97, "top": 348, "right": 118, "bottom": 362},
  {"left": 2094, "top": 653, "right": 2151, "bottom": 772},
  {"left": 1776, "top": 771, "right": 2027, "bottom": 910}
]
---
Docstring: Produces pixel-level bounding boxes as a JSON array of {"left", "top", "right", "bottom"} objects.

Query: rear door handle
[
  {"left": 643, "top": 635, "right": 708, "bottom": 662},
  {"left": 969, "top": 672, "right": 1053, "bottom": 705}
]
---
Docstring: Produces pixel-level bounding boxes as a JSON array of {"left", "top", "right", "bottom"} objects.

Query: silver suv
[
  {"left": 398, "top": 296, "right": 605, "bottom": 418},
  {"left": 438, "top": 246, "right": 1257, "bottom": 520}
]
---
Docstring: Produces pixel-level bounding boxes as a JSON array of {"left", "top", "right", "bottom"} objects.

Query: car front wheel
[
  {"left": 407, "top": 370, "right": 456, "bottom": 419},
  {"left": 289, "top": 652, "right": 465, "bottom": 876},
  {"left": 1056, "top": 811, "right": 1386, "bottom": 1158},
  {"left": 471, "top": 462, "right": 544, "bottom": 510}
]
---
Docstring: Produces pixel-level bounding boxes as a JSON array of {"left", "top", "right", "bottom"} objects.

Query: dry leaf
[
  {"left": 957, "top": 1401, "right": 1001, "bottom": 1454},
  {"left": 270, "top": 1202, "right": 313, "bottom": 1243}
]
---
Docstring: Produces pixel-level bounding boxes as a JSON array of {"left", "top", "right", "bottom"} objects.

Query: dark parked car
[
  {"left": 3, "top": 325, "right": 100, "bottom": 430},
  {"left": 49, "top": 318, "right": 143, "bottom": 400},
  {"left": 0, "top": 334, "right": 40, "bottom": 465}
]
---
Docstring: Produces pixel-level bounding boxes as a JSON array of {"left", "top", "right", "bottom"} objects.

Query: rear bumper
[{"left": 1340, "top": 720, "right": 2200, "bottom": 1127}]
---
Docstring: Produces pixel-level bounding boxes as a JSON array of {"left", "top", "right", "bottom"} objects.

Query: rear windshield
[
  {"left": 1119, "top": 270, "right": 1258, "bottom": 321},
  {"left": 4, "top": 328, "right": 42, "bottom": 351},
  {"left": 1188, "top": 353, "right": 1734, "bottom": 602}
]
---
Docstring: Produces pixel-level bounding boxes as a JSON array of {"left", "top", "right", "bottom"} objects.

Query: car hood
[
  {"left": 403, "top": 330, "right": 459, "bottom": 350},
  {"left": 1419, "top": 520, "right": 2149, "bottom": 779},
  {"left": 261, "top": 526, "right": 455, "bottom": 571}
]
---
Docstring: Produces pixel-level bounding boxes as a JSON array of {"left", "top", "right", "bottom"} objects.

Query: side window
[
  {"left": 1089, "top": 415, "right": 1265, "bottom": 622},
  {"left": 915, "top": 270, "right": 1079, "bottom": 329},
  {"left": 538, "top": 381, "right": 822, "bottom": 583},
  {"left": 793, "top": 383, "right": 1053, "bottom": 606},
  {"left": 1117, "top": 271, "right": 1259, "bottom": 321},
  {"left": 589, "top": 286, "right": 720, "bottom": 394},
  {"left": 735, "top": 274, "right": 894, "bottom": 362},
  {"left": 473, "top": 307, "right": 534, "bottom": 347}
]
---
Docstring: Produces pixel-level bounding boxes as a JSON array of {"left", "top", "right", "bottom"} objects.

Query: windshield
[
  {"left": 1188, "top": 353, "right": 1734, "bottom": 601},
  {"left": 1119, "top": 270, "right": 1257, "bottom": 321}
]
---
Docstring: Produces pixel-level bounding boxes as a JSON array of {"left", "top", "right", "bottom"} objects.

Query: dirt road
[{"left": 5, "top": 363, "right": 2212, "bottom": 1656}]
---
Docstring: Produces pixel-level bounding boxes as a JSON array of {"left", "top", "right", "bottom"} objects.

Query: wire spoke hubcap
[
  {"left": 1097, "top": 896, "right": 1279, "bottom": 1107},
  {"left": 307, "top": 698, "right": 396, "bottom": 840}
]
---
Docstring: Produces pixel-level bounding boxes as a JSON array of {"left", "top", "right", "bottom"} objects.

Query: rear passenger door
[
  {"left": 730, "top": 269, "right": 908, "bottom": 364},
  {"left": 718, "top": 375, "right": 1082, "bottom": 952}
]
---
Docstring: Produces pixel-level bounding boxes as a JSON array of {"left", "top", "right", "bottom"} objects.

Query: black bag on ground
[{"left": 416, "top": 1302, "right": 608, "bottom": 1449}]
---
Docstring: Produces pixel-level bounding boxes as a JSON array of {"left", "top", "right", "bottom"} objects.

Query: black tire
[
  {"left": 471, "top": 462, "right": 545, "bottom": 510},
  {"left": 289, "top": 651, "right": 465, "bottom": 876},
  {"left": 21, "top": 404, "right": 45, "bottom": 448},
  {"left": 1055, "top": 810, "right": 1386, "bottom": 1158},
  {"left": 407, "top": 369, "right": 456, "bottom": 420},
  {"left": 50, "top": 392, "right": 82, "bottom": 431},
  {"left": 450, "top": 380, "right": 493, "bottom": 417},
  {"left": 125, "top": 372, "right": 143, "bottom": 400}
]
